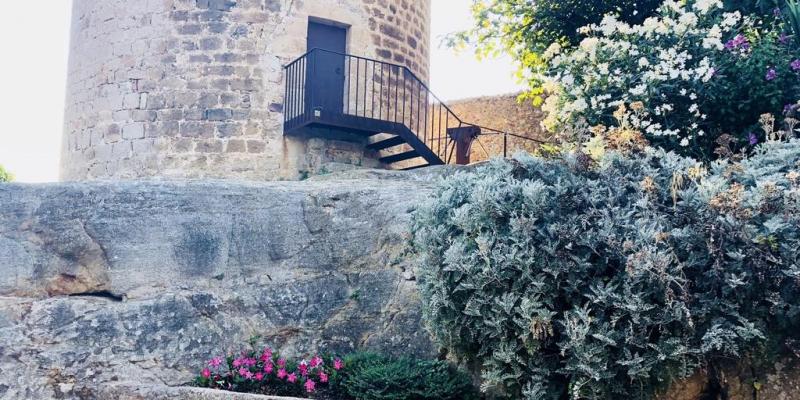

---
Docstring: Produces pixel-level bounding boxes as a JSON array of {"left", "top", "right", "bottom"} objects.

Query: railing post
[
  {"left": 504, "top": 133, "right": 508, "bottom": 158},
  {"left": 448, "top": 126, "right": 481, "bottom": 165}
]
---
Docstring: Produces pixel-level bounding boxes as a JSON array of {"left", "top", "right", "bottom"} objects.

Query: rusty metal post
[{"left": 447, "top": 126, "right": 481, "bottom": 165}]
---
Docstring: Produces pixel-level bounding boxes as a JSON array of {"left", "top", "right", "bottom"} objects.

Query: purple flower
[
  {"left": 774, "top": 7, "right": 782, "bottom": 17},
  {"left": 748, "top": 132, "right": 759, "bottom": 146},
  {"left": 792, "top": 59, "right": 800, "bottom": 71},
  {"left": 779, "top": 33, "right": 791, "bottom": 45},
  {"left": 785, "top": 104, "right": 795, "bottom": 114},
  {"left": 725, "top": 34, "right": 751, "bottom": 51},
  {"left": 765, "top": 67, "right": 778, "bottom": 81}
]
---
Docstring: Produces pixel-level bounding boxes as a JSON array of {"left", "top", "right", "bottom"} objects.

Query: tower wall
[{"left": 61, "top": 0, "right": 431, "bottom": 181}]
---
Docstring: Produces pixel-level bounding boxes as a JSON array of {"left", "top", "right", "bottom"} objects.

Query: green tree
[
  {"left": 0, "top": 164, "right": 13, "bottom": 182},
  {"left": 449, "top": 0, "right": 663, "bottom": 104}
]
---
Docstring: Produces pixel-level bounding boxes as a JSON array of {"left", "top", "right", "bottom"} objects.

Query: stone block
[
  {"left": 196, "top": 140, "right": 224, "bottom": 153},
  {"left": 204, "top": 108, "right": 233, "bottom": 121},
  {"left": 145, "top": 94, "right": 168, "bottom": 110},
  {"left": 122, "top": 123, "right": 146, "bottom": 139},
  {"left": 225, "top": 139, "right": 247, "bottom": 153},
  {"left": 246, "top": 140, "right": 266, "bottom": 153},
  {"left": 197, "top": 0, "right": 236, "bottom": 12},
  {"left": 131, "top": 110, "right": 157, "bottom": 122},
  {"left": 200, "top": 37, "right": 222, "bottom": 51},
  {"left": 179, "top": 121, "right": 216, "bottom": 138},
  {"left": 178, "top": 24, "right": 203, "bottom": 35},
  {"left": 217, "top": 123, "right": 241, "bottom": 137}
]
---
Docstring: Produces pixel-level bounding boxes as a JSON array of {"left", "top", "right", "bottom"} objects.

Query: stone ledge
[{"left": 97, "top": 383, "right": 304, "bottom": 400}]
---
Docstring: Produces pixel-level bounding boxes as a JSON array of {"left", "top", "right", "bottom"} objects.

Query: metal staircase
[{"left": 283, "top": 48, "right": 543, "bottom": 169}]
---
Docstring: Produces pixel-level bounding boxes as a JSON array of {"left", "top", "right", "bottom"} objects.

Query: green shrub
[
  {"left": 0, "top": 164, "right": 12, "bottom": 182},
  {"left": 541, "top": 0, "right": 800, "bottom": 160},
  {"left": 408, "top": 141, "right": 800, "bottom": 399},
  {"left": 339, "top": 352, "right": 478, "bottom": 400}
]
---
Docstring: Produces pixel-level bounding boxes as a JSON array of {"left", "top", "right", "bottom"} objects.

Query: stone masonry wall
[
  {"left": 61, "top": 0, "right": 430, "bottom": 182},
  {"left": 447, "top": 93, "right": 548, "bottom": 163},
  {"left": 364, "top": 0, "right": 430, "bottom": 82}
]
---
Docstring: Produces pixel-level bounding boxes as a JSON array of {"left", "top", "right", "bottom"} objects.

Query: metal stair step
[
  {"left": 367, "top": 135, "right": 405, "bottom": 151},
  {"left": 401, "top": 163, "right": 429, "bottom": 171},
  {"left": 380, "top": 150, "right": 420, "bottom": 164}
]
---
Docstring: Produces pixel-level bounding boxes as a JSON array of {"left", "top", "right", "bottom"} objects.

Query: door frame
[
  {"left": 307, "top": 16, "right": 351, "bottom": 51},
  {"left": 305, "top": 17, "right": 351, "bottom": 117}
]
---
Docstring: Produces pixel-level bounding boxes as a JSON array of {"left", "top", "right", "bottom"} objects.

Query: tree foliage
[
  {"left": 448, "top": 0, "right": 663, "bottom": 103},
  {"left": 408, "top": 141, "right": 800, "bottom": 399},
  {"left": 0, "top": 164, "right": 13, "bottom": 183},
  {"left": 540, "top": 1, "right": 800, "bottom": 161}
]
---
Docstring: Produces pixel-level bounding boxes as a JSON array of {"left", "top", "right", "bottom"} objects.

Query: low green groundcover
[{"left": 194, "top": 343, "right": 478, "bottom": 400}]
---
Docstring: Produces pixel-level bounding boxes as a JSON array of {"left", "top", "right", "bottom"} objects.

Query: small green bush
[
  {"left": 0, "top": 164, "right": 13, "bottom": 183},
  {"left": 339, "top": 352, "right": 478, "bottom": 400},
  {"left": 409, "top": 141, "right": 800, "bottom": 399}
]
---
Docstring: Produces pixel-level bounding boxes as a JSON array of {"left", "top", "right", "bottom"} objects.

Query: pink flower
[
  {"left": 305, "top": 379, "right": 316, "bottom": 393},
  {"left": 277, "top": 358, "right": 287, "bottom": 367},
  {"left": 333, "top": 358, "right": 343, "bottom": 370},
  {"left": 260, "top": 348, "right": 273, "bottom": 362},
  {"left": 319, "top": 371, "right": 329, "bottom": 383},
  {"left": 310, "top": 355, "right": 323, "bottom": 368},
  {"left": 208, "top": 357, "right": 223, "bottom": 368},
  {"left": 287, "top": 373, "right": 298, "bottom": 383},
  {"left": 277, "top": 368, "right": 288, "bottom": 379},
  {"left": 254, "top": 372, "right": 264, "bottom": 381},
  {"left": 238, "top": 367, "right": 253, "bottom": 379},
  {"left": 264, "top": 362, "right": 274, "bottom": 374},
  {"left": 244, "top": 358, "right": 257, "bottom": 367},
  {"left": 201, "top": 368, "right": 211, "bottom": 379},
  {"left": 298, "top": 362, "right": 309, "bottom": 376},
  {"left": 232, "top": 358, "right": 243, "bottom": 368}
]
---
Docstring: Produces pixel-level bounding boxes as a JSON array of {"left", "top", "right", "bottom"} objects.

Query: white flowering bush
[{"left": 542, "top": 0, "right": 800, "bottom": 159}]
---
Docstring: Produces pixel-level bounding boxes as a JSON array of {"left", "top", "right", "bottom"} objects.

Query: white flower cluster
[{"left": 542, "top": 0, "right": 745, "bottom": 148}]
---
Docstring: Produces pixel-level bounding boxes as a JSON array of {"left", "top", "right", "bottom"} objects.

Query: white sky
[{"left": 0, "top": 0, "right": 523, "bottom": 183}]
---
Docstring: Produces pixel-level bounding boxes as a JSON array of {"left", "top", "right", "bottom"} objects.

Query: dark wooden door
[{"left": 306, "top": 21, "right": 347, "bottom": 115}]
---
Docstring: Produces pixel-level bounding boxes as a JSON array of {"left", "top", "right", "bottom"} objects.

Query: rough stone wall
[
  {"left": 447, "top": 93, "right": 548, "bottom": 163},
  {"left": 0, "top": 170, "right": 454, "bottom": 399},
  {"left": 363, "top": 0, "right": 430, "bottom": 82},
  {"left": 61, "top": 0, "right": 431, "bottom": 182}
]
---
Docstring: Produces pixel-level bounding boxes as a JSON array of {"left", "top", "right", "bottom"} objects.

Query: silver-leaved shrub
[{"left": 409, "top": 141, "right": 800, "bottom": 399}]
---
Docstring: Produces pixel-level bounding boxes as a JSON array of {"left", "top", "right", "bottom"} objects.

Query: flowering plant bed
[
  {"left": 195, "top": 343, "right": 344, "bottom": 399},
  {"left": 194, "top": 342, "right": 478, "bottom": 400}
]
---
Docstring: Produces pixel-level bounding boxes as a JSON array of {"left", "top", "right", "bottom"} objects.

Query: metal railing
[{"left": 283, "top": 48, "right": 546, "bottom": 164}]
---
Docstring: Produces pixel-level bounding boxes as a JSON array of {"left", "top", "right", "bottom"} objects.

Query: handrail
[
  {"left": 286, "top": 48, "right": 466, "bottom": 126},
  {"left": 283, "top": 48, "right": 547, "bottom": 164}
]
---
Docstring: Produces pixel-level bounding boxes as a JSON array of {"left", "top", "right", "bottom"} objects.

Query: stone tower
[{"left": 61, "top": 0, "right": 431, "bottom": 181}]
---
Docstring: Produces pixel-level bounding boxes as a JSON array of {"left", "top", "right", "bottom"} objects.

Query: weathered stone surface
[
  {"left": 0, "top": 170, "right": 447, "bottom": 399},
  {"left": 96, "top": 383, "right": 303, "bottom": 400},
  {"left": 657, "top": 358, "right": 800, "bottom": 400}
]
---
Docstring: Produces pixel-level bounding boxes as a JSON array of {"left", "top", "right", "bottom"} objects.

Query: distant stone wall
[
  {"left": 447, "top": 93, "right": 548, "bottom": 163},
  {"left": 61, "top": 0, "right": 431, "bottom": 182}
]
